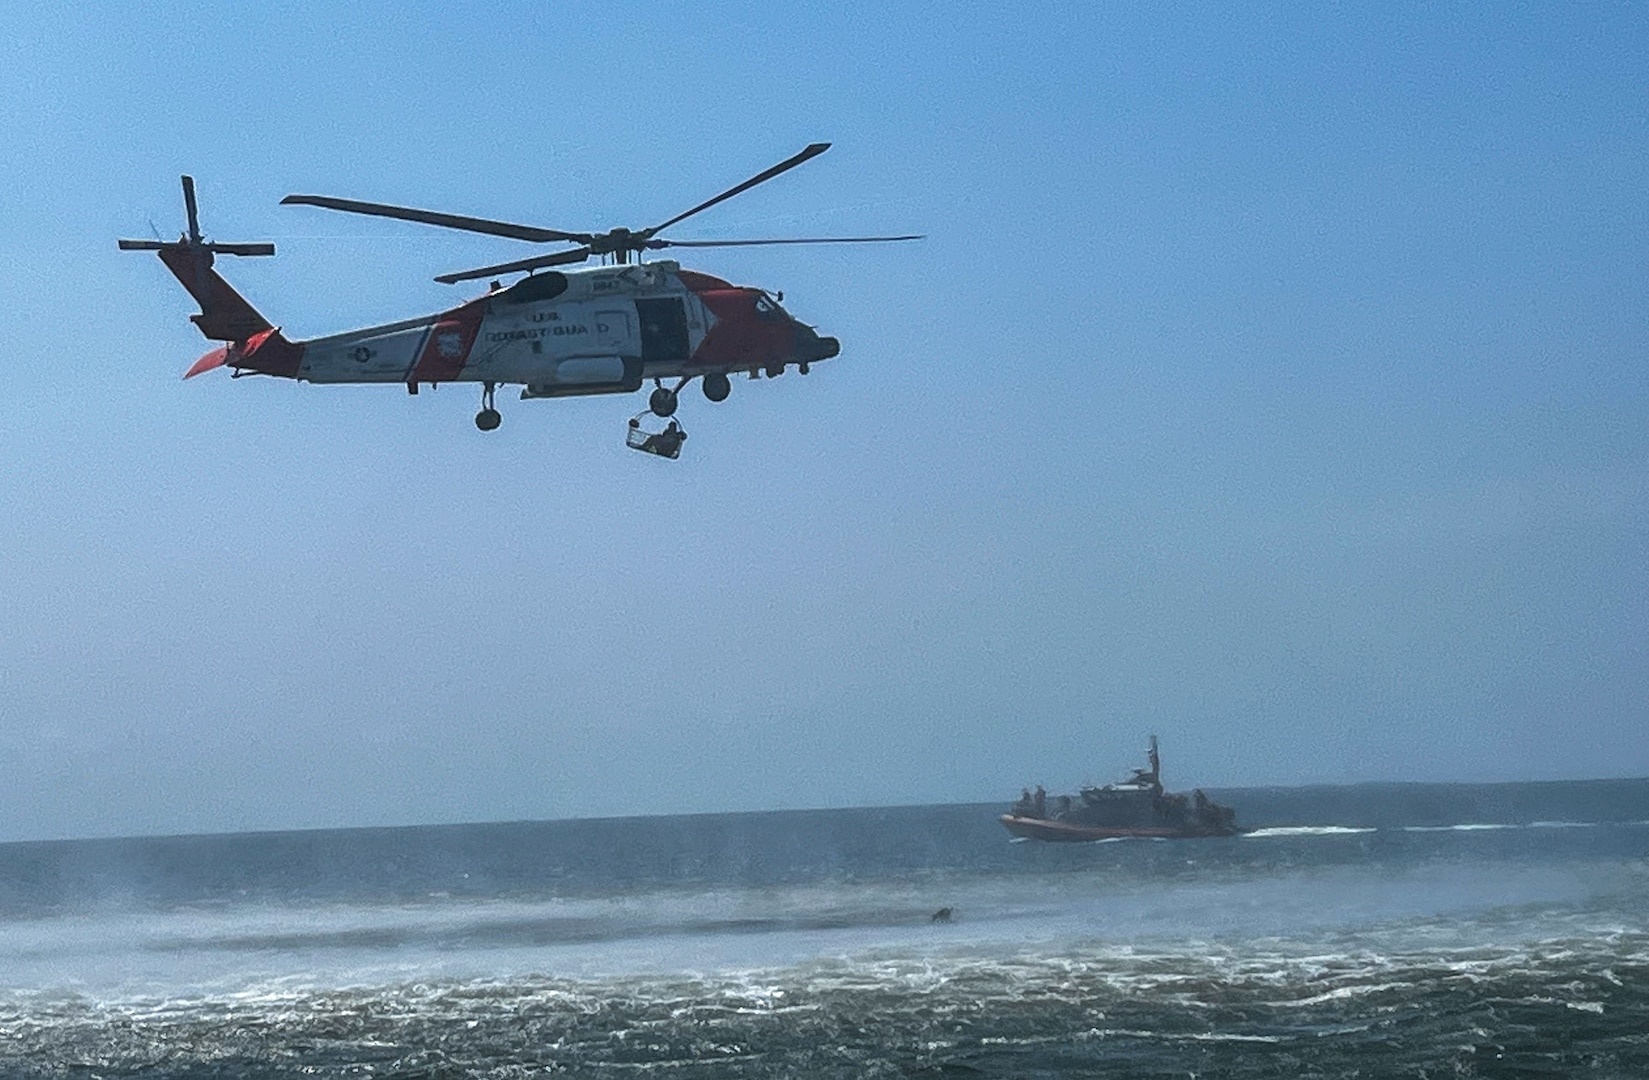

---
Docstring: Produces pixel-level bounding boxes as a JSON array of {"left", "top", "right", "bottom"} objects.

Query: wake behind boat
[{"left": 1002, "top": 735, "right": 1242, "bottom": 841}]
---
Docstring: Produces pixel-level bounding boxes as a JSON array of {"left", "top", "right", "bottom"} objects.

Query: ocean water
[{"left": 1, "top": 780, "right": 1646, "bottom": 1077}]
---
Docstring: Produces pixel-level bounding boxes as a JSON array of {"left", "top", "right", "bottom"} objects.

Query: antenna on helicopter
[{"left": 118, "top": 176, "right": 275, "bottom": 257}]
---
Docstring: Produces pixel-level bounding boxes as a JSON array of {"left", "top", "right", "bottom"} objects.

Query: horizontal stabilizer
[
  {"left": 182, "top": 326, "right": 300, "bottom": 379},
  {"left": 184, "top": 346, "right": 229, "bottom": 379}
]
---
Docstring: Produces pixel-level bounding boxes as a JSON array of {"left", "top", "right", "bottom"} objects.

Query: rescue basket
[{"left": 626, "top": 415, "right": 687, "bottom": 460}]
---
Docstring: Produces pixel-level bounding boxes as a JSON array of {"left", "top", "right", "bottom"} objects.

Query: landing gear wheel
[
  {"left": 475, "top": 381, "right": 501, "bottom": 431},
  {"left": 702, "top": 372, "right": 731, "bottom": 403},
  {"left": 649, "top": 385, "right": 679, "bottom": 418}
]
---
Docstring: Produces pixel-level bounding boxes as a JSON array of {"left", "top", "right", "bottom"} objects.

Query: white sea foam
[
  {"left": 1402, "top": 823, "right": 1516, "bottom": 832},
  {"left": 1243, "top": 826, "right": 1377, "bottom": 838},
  {"left": 1085, "top": 1027, "right": 1285, "bottom": 1043}
]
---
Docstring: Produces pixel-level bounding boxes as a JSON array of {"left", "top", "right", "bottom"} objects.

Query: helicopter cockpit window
[
  {"left": 753, "top": 293, "right": 782, "bottom": 320},
  {"left": 495, "top": 272, "right": 569, "bottom": 305}
]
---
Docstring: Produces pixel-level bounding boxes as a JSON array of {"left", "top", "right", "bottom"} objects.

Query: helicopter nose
[{"left": 795, "top": 325, "right": 840, "bottom": 362}]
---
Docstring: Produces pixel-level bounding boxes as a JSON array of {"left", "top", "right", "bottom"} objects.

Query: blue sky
[{"left": 0, "top": 2, "right": 1643, "bottom": 840}]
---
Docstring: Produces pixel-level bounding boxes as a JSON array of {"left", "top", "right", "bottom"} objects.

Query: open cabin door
[{"left": 635, "top": 298, "right": 689, "bottom": 364}]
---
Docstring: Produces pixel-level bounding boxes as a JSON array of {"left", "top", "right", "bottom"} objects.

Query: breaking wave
[{"left": 1, "top": 931, "right": 1644, "bottom": 1078}]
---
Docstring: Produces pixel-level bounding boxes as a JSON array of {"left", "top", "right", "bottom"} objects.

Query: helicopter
[{"left": 120, "top": 144, "right": 920, "bottom": 443}]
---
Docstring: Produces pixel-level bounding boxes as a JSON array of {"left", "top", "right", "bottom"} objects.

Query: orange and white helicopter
[{"left": 120, "top": 144, "right": 919, "bottom": 449}]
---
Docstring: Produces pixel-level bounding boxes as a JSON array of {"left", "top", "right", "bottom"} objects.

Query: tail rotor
[
  {"left": 119, "top": 175, "right": 280, "bottom": 344},
  {"left": 183, "top": 174, "right": 203, "bottom": 246},
  {"left": 119, "top": 176, "right": 275, "bottom": 258}
]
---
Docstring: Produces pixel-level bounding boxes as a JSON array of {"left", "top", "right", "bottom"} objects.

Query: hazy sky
[{"left": 0, "top": 2, "right": 1643, "bottom": 841}]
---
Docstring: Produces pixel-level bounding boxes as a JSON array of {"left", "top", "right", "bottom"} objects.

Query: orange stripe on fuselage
[{"left": 408, "top": 299, "right": 485, "bottom": 383}]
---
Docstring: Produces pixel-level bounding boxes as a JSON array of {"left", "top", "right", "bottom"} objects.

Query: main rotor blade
[
  {"left": 433, "top": 247, "right": 593, "bottom": 285},
  {"left": 649, "top": 234, "right": 924, "bottom": 249},
  {"left": 281, "top": 194, "right": 591, "bottom": 244},
  {"left": 645, "top": 143, "right": 832, "bottom": 237}
]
